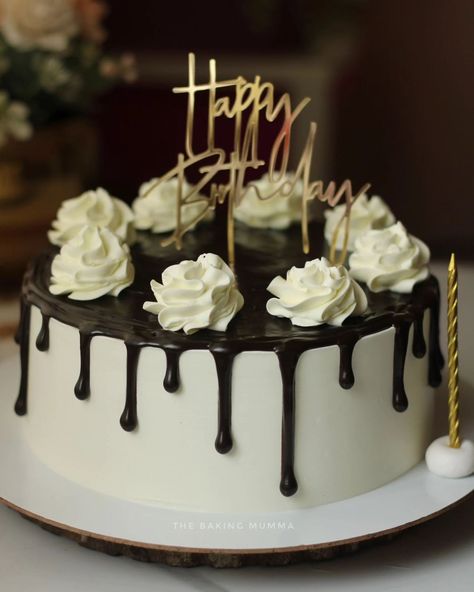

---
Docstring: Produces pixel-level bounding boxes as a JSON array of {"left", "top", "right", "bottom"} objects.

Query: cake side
[
  {"left": 13, "top": 226, "right": 444, "bottom": 512},
  {"left": 20, "top": 304, "right": 435, "bottom": 512}
]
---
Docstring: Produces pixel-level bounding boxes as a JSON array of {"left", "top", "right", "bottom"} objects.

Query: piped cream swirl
[
  {"left": 49, "top": 225, "right": 135, "bottom": 300},
  {"left": 48, "top": 188, "right": 135, "bottom": 246},
  {"left": 349, "top": 222, "right": 430, "bottom": 293},
  {"left": 324, "top": 194, "right": 395, "bottom": 251},
  {"left": 235, "top": 172, "right": 304, "bottom": 229},
  {"left": 132, "top": 177, "right": 212, "bottom": 234},
  {"left": 266, "top": 257, "right": 367, "bottom": 327},
  {"left": 143, "top": 253, "right": 244, "bottom": 335}
]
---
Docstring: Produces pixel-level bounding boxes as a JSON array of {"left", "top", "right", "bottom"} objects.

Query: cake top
[
  {"left": 29, "top": 221, "right": 438, "bottom": 354},
  {"left": 42, "top": 53, "right": 433, "bottom": 341}
]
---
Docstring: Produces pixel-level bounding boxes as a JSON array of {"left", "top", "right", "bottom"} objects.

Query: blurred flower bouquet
[
  {"left": 0, "top": 0, "right": 136, "bottom": 146},
  {"left": 0, "top": 0, "right": 136, "bottom": 287}
]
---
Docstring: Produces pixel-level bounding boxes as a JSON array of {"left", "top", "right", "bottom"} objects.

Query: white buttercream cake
[{"left": 13, "top": 185, "right": 444, "bottom": 513}]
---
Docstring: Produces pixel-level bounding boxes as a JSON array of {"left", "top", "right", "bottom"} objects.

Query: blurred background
[{"left": 0, "top": 0, "right": 473, "bottom": 290}]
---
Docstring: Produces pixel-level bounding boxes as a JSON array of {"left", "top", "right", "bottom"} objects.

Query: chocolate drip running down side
[
  {"left": 75, "top": 332, "right": 93, "bottom": 401},
  {"left": 338, "top": 339, "right": 357, "bottom": 390},
  {"left": 14, "top": 301, "right": 26, "bottom": 345},
  {"left": 212, "top": 351, "right": 235, "bottom": 454},
  {"left": 120, "top": 343, "right": 141, "bottom": 432},
  {"left": 35, "top": 313, "right": 50, "bottom": 352},
  {"left": 392, "top": 318, "right": 411, "bottom": 412},
  {"left": 412, "top": 312, "right": 427, "bottom": 359},
  {"left": 14, "top": 302, "right": 30, "bottom": 416},
  {"left": 14, "top": 225, "right": 445, "bottom": 497},
  {"left": 163, "top": 349, "right": 181, "bottom": 394},
  {"left": 428, "top": 284, "right": 445, "bottom": 387},
  {"left": 277, "top": 350, "right": 299, "bottom": 497}
]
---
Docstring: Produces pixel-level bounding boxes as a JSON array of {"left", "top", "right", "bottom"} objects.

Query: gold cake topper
[{"left": 143, "top": 53, "right": 370, "bottom": 266}]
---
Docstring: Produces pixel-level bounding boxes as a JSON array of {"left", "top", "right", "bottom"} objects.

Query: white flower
[
  {"left": 50, "top": 225, "right": 135, "bottom": 301},
  {"left": 266, "top": 257, "right": 368, "bottom": 327},
  {"left": 48, "top": 188, "right": 136, "bottom": 246},
  {"left": 34, "top": 55, "right": 72, "bottom": 92},
  {"left": 349, "top": 222, "right": 430, "bottom": 293},
  {"left": 235, "top": 172, "right": 304, "bottom": 229},
  {"left": 143, "top": 253, "right": 244, "bottom": 335},
  {"left": 0, "top": 0, "right": 79, "bottom": 52},
  {"left": 0, "top": 91, "right": 32, "bottom": 148},
  {"left": 133, "top": 177, "right": 213, "bottom": 234},
  {"left": 324, "top": 194, "right": 395, "bottom": 251}
]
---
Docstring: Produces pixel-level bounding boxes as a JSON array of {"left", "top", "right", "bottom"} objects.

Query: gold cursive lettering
[{"left": 145, "top": 53, "right": 370, "bottom": 267}]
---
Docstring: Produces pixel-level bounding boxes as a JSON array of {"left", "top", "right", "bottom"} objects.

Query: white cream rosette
[
  {"left": 235, "top": 172, "right": 304, "bottom": 229},
  {"left": 48, "top": 188, "right": 135, "bottom": 246},
  {"left": 143, "top": 253, "right": 244, "bottom": 335},
  {"left": 132, "top": 177, "right": 212, "bottom": 234},
  {"left": 266, "top": 257, "right": 367, "bottom": 327},
  {"left": 49, "top": 225, "right": 135, "bottom": 301},
  {"left": 324, "top": 194, "right": 395, "bottom": 251},
  {"left": 349, "top": 222, "right": 430, "bottom": 293},
  {"left": 0, "top": 0, "right": 79, "bottom": 52}
]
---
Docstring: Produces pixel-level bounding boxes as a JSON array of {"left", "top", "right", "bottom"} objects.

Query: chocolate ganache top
[{"left": 22, "top": 220, "right": 441, "bottom": 354}]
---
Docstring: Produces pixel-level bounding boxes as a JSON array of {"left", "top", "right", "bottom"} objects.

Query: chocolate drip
[
  {"left": 277, "top": 350, "right": 299, "bottom": 497},
  {"left": 120, "top": 343, "right": 141, "bottom": 432},
  {"left": 338, "top": 340, "right": 356, "bottom": 389},
  {"left": 412, "top": 312, "right": 426, "bottom": 359},
  {"left": 14, "top": 303, "right": 31, "bottom": 416},
  {"left": 428, "top": 292, "right": 444, "bottom": 387},
  {"left": 163, "top": 349, "right": 181, "bottom": 393},
  {"left": 212, "top": 351, "right": 234, "bottom": 454},
  {"left": 35, "top": 313, "right": 50, "bottom": 352},
  {"left": 14, "top": 301, "right": 26, "bottom": 345},
  {"left": 392, "top": 319, "right": 410, "bottom": 412},
  {"left": 75, "top": 332, "right": 93, "bottom": 400}
]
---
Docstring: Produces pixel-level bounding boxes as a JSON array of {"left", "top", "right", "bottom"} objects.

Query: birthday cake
[{"left": 13, "top": 55, "right": 444, "bottom": 514}]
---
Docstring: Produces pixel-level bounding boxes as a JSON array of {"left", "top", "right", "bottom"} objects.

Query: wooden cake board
[
  {"left": 1, "top": 354, "right": 473, "bottom": 568},
  {"left": 1, "top": 494, "right": 472, "bottom": 568}
]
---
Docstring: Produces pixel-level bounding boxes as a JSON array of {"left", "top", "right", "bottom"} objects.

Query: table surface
[{"left": 1, "top": 260, "right": 474, "bottom": 592}]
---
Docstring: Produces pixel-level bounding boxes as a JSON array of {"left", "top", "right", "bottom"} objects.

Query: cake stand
[{"left": 1, "top": 352, "right": 473, "bottom": 567}]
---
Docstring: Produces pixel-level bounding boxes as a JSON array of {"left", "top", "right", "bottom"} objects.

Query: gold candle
[{"left": 447, "top": 253, "right": 461, "bottom": 449}]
